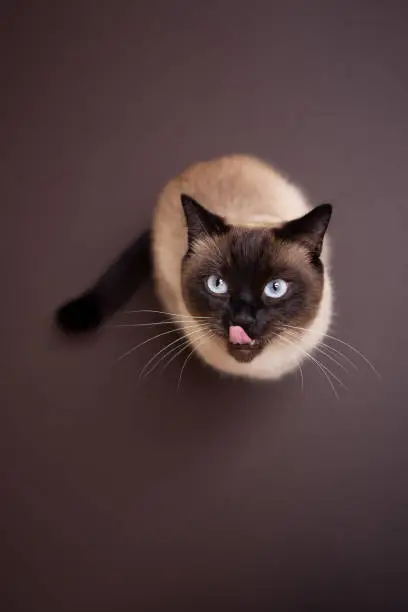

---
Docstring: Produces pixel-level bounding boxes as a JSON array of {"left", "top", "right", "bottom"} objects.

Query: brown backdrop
[{"left": 2, "top": 1, "right": 408, "bottom": 611}]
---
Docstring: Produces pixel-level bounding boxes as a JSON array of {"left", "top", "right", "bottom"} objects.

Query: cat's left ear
[
  {"left": 275, "top": 204, "right": 332, "bottom": 257},
  {"left": 181, "top": 194, "right": 228, "bottom": 247}
]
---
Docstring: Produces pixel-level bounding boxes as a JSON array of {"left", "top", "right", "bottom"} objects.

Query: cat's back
[
  {"left": 157, "top": 154, "right": 308, "bottom": 224},
  {"left": 153, "top": 155, "right": 309, "bottom": 251}
]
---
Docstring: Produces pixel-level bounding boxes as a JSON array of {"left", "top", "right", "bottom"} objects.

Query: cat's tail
[{"left": 56, "top": 230, "right": 151, "bottom": 334}]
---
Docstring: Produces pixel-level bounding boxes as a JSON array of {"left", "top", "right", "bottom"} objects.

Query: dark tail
[{"left": 56, "top": 230, "right": 151, "bottom": 334}]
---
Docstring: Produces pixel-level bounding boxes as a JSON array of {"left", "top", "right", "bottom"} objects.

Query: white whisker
[
  {"left": 140, "top": 325, "right": 211, "bottom": 379},
  {"left": 317, "top": 341, "right": 358, "bottom": 371},
  {"left": 117, "top": 322, "right": 203, "bottom": 362},
  {"left": 307, "top": 352, "right": 341, "bottom": 400},
  {"left": 278, "top": 332, "right": 344, "bottom": 400},
  {"left": 110, "top": 319, "right": 200, "bottom": 329},
  {"left": 298, "top": 363, "right": 304, "bottom": 393},
  {"left": 284, "top": 329, "right": 349, "bottom": 373},
  {"left": 123, "top": 308, "right": 210, "bottom": 320},
  {"left": 177, "top": 334, "right": 215, "bottom": 392},
  {"left": 161, "top": 327, "right": 215, "bottom": 375},
  {"left": 281, "top": 323, "right": 380, "bottom": 378},
  {"left": 139, "top": 335, "right": 187, "bottom": 379},
  {"left": 315, "top": 345, "right": 349, "bottom": 373},
  {"left": 161, "top": 339, "right": 194, "bottom": 373}
]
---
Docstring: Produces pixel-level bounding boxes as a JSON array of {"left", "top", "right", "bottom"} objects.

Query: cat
[{"left": 57, "top": 154, "right": 333, "bottom": 380}]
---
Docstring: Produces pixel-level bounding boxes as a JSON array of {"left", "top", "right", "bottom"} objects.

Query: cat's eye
[
  {"left": 264, "top": 279, "right": 288, "bottom": 299},
  {"left": 206, "top": 275, "right": 228, "bottom": 295}
]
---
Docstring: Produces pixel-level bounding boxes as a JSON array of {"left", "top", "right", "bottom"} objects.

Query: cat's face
[{"left": 181, "top": 195, "right": 332, "bottom": 363}]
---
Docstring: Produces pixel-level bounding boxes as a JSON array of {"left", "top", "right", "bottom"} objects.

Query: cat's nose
[
  {"left": 229, "top": 296, "right": 254, "bottom": 320},
  {"left": 229, "top": 307, "right": 256, "bottom": 334},
  {"left": 230, "top": 311, "right": 254, "bottom": 328},
  {"left": 228, "top": 296, "right": 257, "bottom": 333}
]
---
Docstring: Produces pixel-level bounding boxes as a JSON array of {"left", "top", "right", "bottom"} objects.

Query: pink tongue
[{"left": 229, "top": 325, "right": 253, "bottom": 345}]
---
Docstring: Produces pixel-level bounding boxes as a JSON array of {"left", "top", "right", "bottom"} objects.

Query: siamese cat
[{"left": 57, "top": 155, "right": 333, "bottom": 380}]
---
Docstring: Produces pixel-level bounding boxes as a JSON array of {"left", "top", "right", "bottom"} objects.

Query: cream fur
[{"left": 152, "top": 155, "right": 332, "bottom": 380}]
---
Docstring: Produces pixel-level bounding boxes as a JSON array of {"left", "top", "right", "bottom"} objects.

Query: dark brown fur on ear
[
  {"left": 181, "top": 194, "right": 228, "bottom": 248},
  {"left": 275, "top": 204, "right": 332, "bottom": 257}
]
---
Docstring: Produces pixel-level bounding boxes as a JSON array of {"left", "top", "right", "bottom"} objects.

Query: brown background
[{"left": 2, "top": 1, "right": 408, "bottom": 611}]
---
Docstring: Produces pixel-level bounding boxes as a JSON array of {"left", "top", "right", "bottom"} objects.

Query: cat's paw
[{"left": 56, "top": 292, "right": 102, "bottom": 333}]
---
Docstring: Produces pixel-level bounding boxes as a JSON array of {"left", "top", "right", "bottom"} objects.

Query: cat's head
[{"left": 180, "top": 194, "right": 332, "bottom": 363}]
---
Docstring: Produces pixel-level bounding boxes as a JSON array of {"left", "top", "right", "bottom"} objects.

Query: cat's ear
[
  {"left": 181, "top": 194, "right": 228, "bottom": 246},
  {"left": 275, "top": 204, "right": 332, "bottom": 257}
]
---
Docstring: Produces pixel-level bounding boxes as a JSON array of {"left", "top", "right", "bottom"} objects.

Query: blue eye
[
  {"left": 206, "top": 275, "right": 228, "bottom": 295},
  {"left": 264, "top": 279, "right": 288, "bottom": 299}
]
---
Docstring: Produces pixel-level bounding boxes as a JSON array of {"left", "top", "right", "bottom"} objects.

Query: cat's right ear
[
  {"left": 275, "top": 204, "right": 332, "bottom": 258},
  {"left": 181, "top": 194, "right": 228, "bottom": 246}
]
